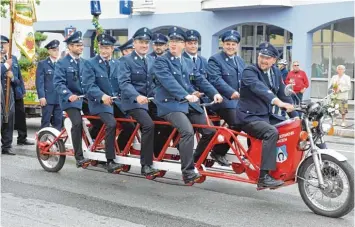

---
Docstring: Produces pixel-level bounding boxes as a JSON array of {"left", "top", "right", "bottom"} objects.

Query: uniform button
[
  {"left": 164, "top": 99, "right": 167, "bottom": 101},
  {"left": 173, "top": 72, "right": 176, "bottom": 74},
  {"left": 183, "top": 75, "right": 185, "bottom": 78}
]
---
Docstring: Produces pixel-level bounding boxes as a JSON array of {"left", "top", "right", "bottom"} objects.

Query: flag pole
[{"left": 4, "top": 0, "right": 15, "bottom": 124}]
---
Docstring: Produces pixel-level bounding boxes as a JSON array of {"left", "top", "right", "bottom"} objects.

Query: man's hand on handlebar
[
  {"left": 213, "top": 94, "right": 223, "bottom": 103},
  {"left": 185, "top": 94, "right": 199, "bottom": 103},
  {"left": 69, "top": 95, "right": 79, "bottom": 102},
  {"left": 230, "top": 91, "right": 240, "bottom": 100},
  {"left": 136, "top": 95, "right": 149, "bottom": 104},
  {"left": 280, "top": 102, "right": 295, "bottom": 113},
  {"left": 192, "top": 91, "right": 204, "bottom": 98},
  {"left": 102, "top": 94, "right": 113, "bottom": 105}
]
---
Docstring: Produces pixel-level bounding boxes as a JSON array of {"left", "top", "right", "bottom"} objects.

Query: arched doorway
[
  {"left": 218, "top": 23, "right": 293, "bottom": 66},
  {"left": 310, "top": 18, "right": 354, "bottom": 100}
]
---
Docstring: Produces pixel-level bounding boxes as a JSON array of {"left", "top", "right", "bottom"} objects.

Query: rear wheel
[{"left": 36, "top": 130, "right": 66, "bottom": 172}]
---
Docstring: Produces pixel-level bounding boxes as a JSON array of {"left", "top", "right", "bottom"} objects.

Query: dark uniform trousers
[
  {"left": 148, "top": 102, "right": 174, "bottom": 157},
  {"left": 41, "top": 104, "right": 62, "bottom": 131},
  {"left": 14, "top": 98, "right": 28, "bottom": 143},
  {"left": 1, "top": 112, "right": 14, "bottom": 150},
  {"left": 97, "top": 105, "right": 135, "bottom": 160},
  {"left": 127, "top": 108, "right": 154, "bottom": 166},
  {"left": 66, "top": 106, "right": 85, "bottom": 160},
  {"left": 212, "top": 108, "right": 238, "bottom": 156},
  {"left": 237, "top": 120, "right": 280, "bottom": 171},
  {"left": 163, "top": 110, "right": 215, "bottom": 174}
]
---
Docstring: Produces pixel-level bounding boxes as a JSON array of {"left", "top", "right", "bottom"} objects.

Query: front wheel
[
  {"left": 298, "top": 154, "right": 354, "bottom": 218},
  {"left": 36, "top": 130, "right": 66, "bottom": 172}
]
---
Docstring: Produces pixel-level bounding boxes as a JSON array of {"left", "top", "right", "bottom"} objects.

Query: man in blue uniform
[
  {"left": 182, "top": 29, "right": 208, "bottom": 98},
  {"left": 1, "top": 35, "right": 16, "bottom": 155},
  {"left": 149, "top": 33, "right": 168, "bottom": 59},
  {"left": 235, "top": 42, "right": 296, "bottom": 188},
  {"left": 118, "top": 27, "right": 160, "bottom": 177},
  {"left": 153, "top": 26, "right": 224, "bottom": 185},
  {"left": 36, "top": 39, "right": 63, "bottom": 131},
  {"left": 53, "top": 31, "right": 94, "bottom": 169},
  {"left": 4, "top": 36, "right": 34, "bottom": 146},
  {"left": 206, "top": 30, "right": 245, "bottom": 166},
  {"left": 119, "top": 38, "right": 134, "bottom": 57},
  {"left": 83, "top": 33, "right": 135, "bottom": 170}
]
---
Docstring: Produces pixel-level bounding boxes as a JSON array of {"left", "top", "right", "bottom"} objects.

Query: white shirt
[
  {"left": 329, "top": 74, "right": 351, "bottom": 100},
  {"left": 50, "top": 57, "right": 57, "bottom": 64},
  {"left": 185, "top": 52, "right": 197, "bottom": 61}
]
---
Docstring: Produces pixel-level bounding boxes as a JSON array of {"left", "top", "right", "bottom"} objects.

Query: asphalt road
[{"left": 1, "top": 118, "right": 354, "bottom": 227}]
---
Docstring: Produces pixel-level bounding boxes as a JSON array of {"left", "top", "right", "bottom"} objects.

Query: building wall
[{"left": 29, "top": 1, "right": 355, "bottom": 100}]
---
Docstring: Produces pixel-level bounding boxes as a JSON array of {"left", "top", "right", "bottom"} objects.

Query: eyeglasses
[{"left": 293, "top": 65, "right": 299, "bottom": 66}]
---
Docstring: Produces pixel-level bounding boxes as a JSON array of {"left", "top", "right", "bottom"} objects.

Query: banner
[{"left": 12, "top": 0, "right": 37, "bottom": 60}]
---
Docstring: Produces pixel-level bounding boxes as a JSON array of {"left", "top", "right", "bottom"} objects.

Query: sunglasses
[{"left": 293, "top": 65, "right": 299, "bottom": 66}]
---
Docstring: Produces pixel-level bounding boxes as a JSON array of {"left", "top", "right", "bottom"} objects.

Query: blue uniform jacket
[
  {"left": 35, "top": 57, "right": 59, "bottom": 104},
  {"left": 153, "top": 51, "right": 218, "bottom": 117},
  {"left": 183, "top": 52, "right": 211, "bottom": 103},
  {"left": 1, "top": 61, "right": 16, "bottom": 114},
  {"left": 83, "top": 55, "right": 123, "bottom": 115},
  {"left": 236, "top": 64, "right": 298, "bottom": 124},
  {"left": 118, "top": 51, "right": 155, "bottom": 112},
  {"left": 53, "top": 54, "right": 85, "bottom": 111},
  {"left": 207, "top": 51, "right": 245, "bottom": 109},
  {"left": 6, "top": 56, "right": 25, "bottom": 100}
]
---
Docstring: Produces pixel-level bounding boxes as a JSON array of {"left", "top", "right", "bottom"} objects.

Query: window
[
  {"left": 311, "top": 45, "right": 330, "bottom": 78},
  {"left": 241, "top": 25, "right": 254, "bottom": 46},
  {"left": 266, "top": 25, "right": 284, "bottom": 46},
  {"left": 313, "top": 25, "right": 331, "bottom": 43},
  {"left": 311, "top": 18, "right": 354, "bottom": 100}
]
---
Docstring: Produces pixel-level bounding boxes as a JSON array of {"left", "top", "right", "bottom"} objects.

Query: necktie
[
  {"left": 105, "top": 60, "right": 111, "bottom": 76},
  {"left": 266, "top": 71, "right": 273, "bottom": 88},
  {"left": 192, "top": 57, "right": 196, "bottom": 64},
  {"left": 142, "top": 57, "right": 147, "bottom": 67}
]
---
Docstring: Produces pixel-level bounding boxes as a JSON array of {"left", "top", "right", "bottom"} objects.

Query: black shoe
[
  {"left": 257, "top": 174, "right": 284, "bottom": 188},
  {"left": 210, "top": 152, "right": 230, "bottom": 166},
  {"left": 18, "top": 140, "right": 35, "bottom": 146},
  {"left": 107, "top": 161, "right": 123, "bottom": 173},
  {"left": 183, "top": 171, "right": 201, "bottom": 185},
  {"left": 141, "top": 165, "right": 160, "bottom": 176},
  {"left": 76, "top": 158, "right": 91, "bottom": 168},
  {"left": 2, "top": 149, "right": 16, "bottom": 155}
]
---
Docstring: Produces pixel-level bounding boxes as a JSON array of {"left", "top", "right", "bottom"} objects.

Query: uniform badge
[
  {"left": 171, "top": 57, "right": 174, "bottom": 61},
  {"left": 144, "top": 28, "right": 147, "bottom": 32},
  {"left": 70, "top": 59, "right": 73, "bottom": 62},
  {"left": 225, "top": 58, "right": 228, "bottom": 61},
  {"left": 63, "top": 90, "right": 67, "bottom": 94},
  {"left": 134, "top": 56, "right": 138, "bottom": 60},
  {"left": 99, "top": 60, "right": 102, "bottom": 63},
  {"left": 102, "top": 34, "right": 105, "bottom": 38},
  {"left": 265, "top": 43, "right": 269, "bottom": 48},
  {"left": 174, "top": 27, "right": 177, "bottom": 31},
  {"left": 190, "top": 31, "right": 193, "bottom": 35},
  {"left": 267, "top": 90, "right": 272, "bottom": 93}
]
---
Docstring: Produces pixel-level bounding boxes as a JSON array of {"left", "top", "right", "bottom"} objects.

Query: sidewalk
[{"left": 333, "top": 109, "right": 354, "bottom": 138}]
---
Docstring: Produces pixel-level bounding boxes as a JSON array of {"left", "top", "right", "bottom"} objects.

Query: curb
[{"left": 334, "top": 128, "right": 355, "bottom": 138}]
